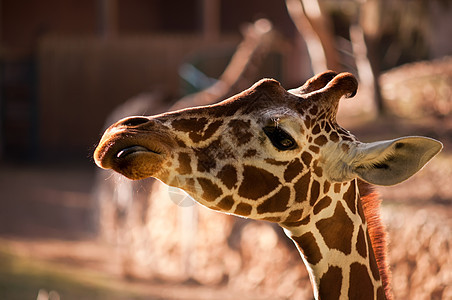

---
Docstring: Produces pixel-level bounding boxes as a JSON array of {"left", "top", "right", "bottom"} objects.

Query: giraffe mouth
[
  {"left": 94, "top": 133, "right": 169, "bottom": 180},
  {"left": 116, "top": 146, "right": 160, "bottom": 159}
]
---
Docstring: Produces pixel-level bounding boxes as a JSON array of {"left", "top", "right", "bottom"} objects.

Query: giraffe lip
[
  {"left": 116, "top": 146, "right": 160, "bottom": 159},
  {"left": 96, "top": 142, "right": 167, "bottom": 180},
  {"left": 94, "top": 138, "right": 165, "bottom": 172}
]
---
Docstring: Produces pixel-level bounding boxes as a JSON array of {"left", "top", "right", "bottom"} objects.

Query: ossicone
[{"left": 290, "top": 71, "right": 359, "bottom": 119}]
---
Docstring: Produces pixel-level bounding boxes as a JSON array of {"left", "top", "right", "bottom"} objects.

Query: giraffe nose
[{"left": 117, "top": 116, "right": 151, "bottom": 127}]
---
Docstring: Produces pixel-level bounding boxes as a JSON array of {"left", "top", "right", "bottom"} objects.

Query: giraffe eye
[{"left": 263, "top": 126, "right": 298, "bottom": 151}]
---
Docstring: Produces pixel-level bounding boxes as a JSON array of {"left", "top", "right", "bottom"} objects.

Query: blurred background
[{"left": 0, "top": 0, "right": 451, "bottom": 299}]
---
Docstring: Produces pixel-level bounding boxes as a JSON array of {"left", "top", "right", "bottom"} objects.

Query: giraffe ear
[{"left": 351, "top": 137, "right": 442, "bottom": 186}]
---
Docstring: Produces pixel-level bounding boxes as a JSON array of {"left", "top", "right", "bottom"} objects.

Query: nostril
[{"left": 119, "top": 116, "right": 150, "bottom": 127}]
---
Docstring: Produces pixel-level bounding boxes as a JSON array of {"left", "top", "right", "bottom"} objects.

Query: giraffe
[
  {"left": 94, "top": 19, "right": 284, "bottom": 279},
  {"left": 94, "top": 71, "right": 442, "bottom": 299}
]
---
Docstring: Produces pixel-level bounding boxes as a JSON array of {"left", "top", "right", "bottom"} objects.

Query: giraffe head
[
  {"left": 95, "top": 71, "right": 442, "bottom": 299},
  {"left": 94, "top": 71, "right": 441, "bottom": 222}
]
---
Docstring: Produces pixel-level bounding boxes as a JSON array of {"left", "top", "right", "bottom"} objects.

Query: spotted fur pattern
[{"left": 95, "top": 72, "right": 392, "bottom": 299}]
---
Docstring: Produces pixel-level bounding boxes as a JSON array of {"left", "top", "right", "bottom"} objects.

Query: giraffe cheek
[
  {"left": 238, "top": 165, "right": 280, "bottom": 200},
  {"left": 284, "top": 158, "right": 303, "bottom": 182},
  {"left": 294, "top": 172, "right": 310, "bottom": 203},
  {"left": 257, "top": 186, "right": 291, "bottom": 214}
]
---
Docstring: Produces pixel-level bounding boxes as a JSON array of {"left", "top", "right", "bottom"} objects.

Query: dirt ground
[{"left": 0, "top": 111, "right": 451, "bottom": 299}]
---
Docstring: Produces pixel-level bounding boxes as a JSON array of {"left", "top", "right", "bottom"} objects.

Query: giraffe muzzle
[
  {"left": 94, "top": 135, "right": 168, "bottom": 180},
  {"left": 94, "top": 117, "right": 173, "bottom": 180}
]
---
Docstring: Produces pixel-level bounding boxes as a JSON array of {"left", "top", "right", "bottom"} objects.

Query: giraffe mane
[{"left": 357, "top": 179, "right": 393, "bottom": 300}]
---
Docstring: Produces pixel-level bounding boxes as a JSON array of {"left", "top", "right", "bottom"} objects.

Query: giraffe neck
[{"left": 281, "top": 179, "right": 390, "bottom": 300}]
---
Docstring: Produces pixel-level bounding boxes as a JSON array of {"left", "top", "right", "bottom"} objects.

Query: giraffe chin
[
  {"left": 109, "top": 149, "right": 165, "bottom": 180},
  {"left": 94, "top": 140, "right": 166, "bottom": 180}
]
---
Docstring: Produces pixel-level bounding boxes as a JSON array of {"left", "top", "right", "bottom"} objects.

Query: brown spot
[
  {"left": 284, "top": 209, "right": 303, "bottom": 222},
  {"left": 216, "top": 195, "right": 235, "bottom": 210},
  {"left": 330, "top": 131, "right": 339, "bottom": 142},
  {"left": 197, "top": 178, "right": 222, "bottom": 202},
  {"left": 230, "top": 119, "right": 252, "bottom": 145},
  {"left": 310, "top": 179, "right": 320, "bottom": 206},
  {"left": 309, "top": 145, "right": 320, "bottom": 153},
  {"left": 212, "top": 138, "right": 235, "bottom": 159},
  {"left": 334, "top": 183, "right": 342, "bottom": 193},
  {"left": 314, "top": 135, "right": 328, "bottom": 146},
  {"left": 262, "top": 216, "right": 281, "bottom": 222},
  {"left": 217, "top": 164, "right": 237, "bottom": 190},
  {"left": 316, "top": 202, "right": 353, "bottom": 255},
  {"left": 190, "top": 120, "right": 223, "bottom": 143},
  {"left": 197, "top": 154, "right": 216, "bottom": 172},
  {"left": 304, "top": 116, "right": 312, "bottom": 129},
  {"left": 257, "top": 186, "right": 290, "bottom": 214},
  {"left": 176, "top": 153, "right": 192, "bottom": 175},
  {"left": 357, "top": 179, "right": 374, "bottom": 198},
  {"left": 313, "top": 161, "right": 323, "bottom": 177},
  {"left": 301, "top": 152, "right": 312, "bottom": 166},
  {"left": 171, "top": 117, "right": 207, "bottom": 133},
  {"left": 244, "top": 149, "right": 257, "bottom": 158},
  {"left": 309, "top": 106, "right": 318, "bottom": 115},
  {"left": 294, "top": 172, "right": 310, "bottom": 203},
  {"left": 203, "top": 120, "right": 223, "bottom": 139},
  {"left": 238, "top": 165, "right": 280, "bottom": 200},
  {"left": 284, "top": 158, "right": 303, "bottom": 182},
  {"left": 367, "top": 231, "right": 381, "bottom": 281},
  {"left": 323, "top": 181, "right": 331, "bottom": 193},
  {"left": 348, "top": 262, "right": 374, "bottom": 300},
  {"left": 292, "top": 232, "right": 323, "bottom": 265},
  {"left": 312, "top": 124, "right": 321, "bottom": 134},
  {"left": 324, "top": 122, "right": 332, "bottom": 133},
  {"left": 343, "top": 182, "right": 357, "bottom": 214},
  {"left": 319, "top": 266, "right": 343, "bottom": 300},
  {"left": 300, "top": 214, "right": 310, "bottom": 225},
  {"left": 234, "top": 202, "right": 252, "bottom": 216},
  {"left": 313, "top": 196, "right": 332, "bottom": 215},
  {"left": 341, "top": 143, "right": 350, "bottom": 152},
  {"left": 195, "top": 138, "right": 234, "bottom": 172},
  {"left": 265, "top": 158, "right": 288, "bottom": 166},
  {"left": 377, "top": 287, "right": 386, "bottom": 300},
  {"left": 342, "top": 135, "right": 354, "bottom": 142},
  {"left": 356, "top": 227, "right": 367, "bottom": 258},
  {"left": 175, "top": 137, "right": 187, "bottom": 147},
  {"left": 282, "top": 212, "right": 309, "bottom": 227},
  {"left": 173, "top": 118, "right": 221, "bottom": 143}
]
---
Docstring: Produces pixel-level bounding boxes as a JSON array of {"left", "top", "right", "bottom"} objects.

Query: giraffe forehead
[
  {"left": 161, "top": 97, "right": 341, "bottom": 145},
  {"left": 258, "top": 105, "right": 305, "bottom": 121}
]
